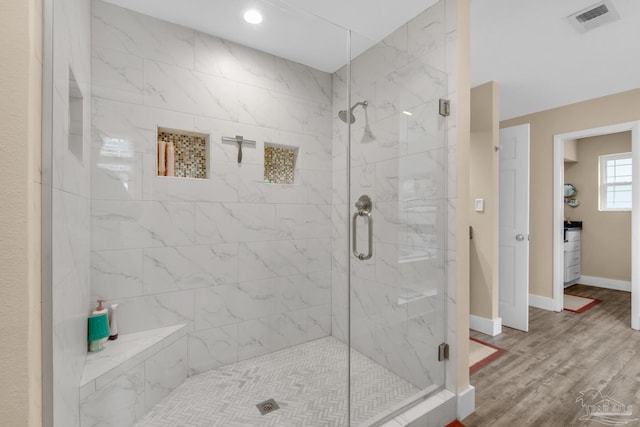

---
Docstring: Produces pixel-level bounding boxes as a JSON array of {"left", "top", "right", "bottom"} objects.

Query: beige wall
[
  {"left": 502, "top": 89, "right": 640, "bottom": 298},
  {"left": 455, "top": 0, "right": 471, "bottom": 395},
  {"left": 470, "top": 82, "right": 499, "bottom": 320},
  {"left": 564, "top": 132, "right": 631, "bottom": 281},
  {"left": 0, "top": 0, "right": 43, "bottom": 426}
]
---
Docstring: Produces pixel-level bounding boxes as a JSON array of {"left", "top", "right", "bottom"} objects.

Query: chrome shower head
[{"left": 339, "top": 100, "right": 368, "bottom": 124}]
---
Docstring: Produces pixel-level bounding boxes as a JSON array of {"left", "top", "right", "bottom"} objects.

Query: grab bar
[{"left": 352, "top": 195, "right": 373, "bottom": 261}]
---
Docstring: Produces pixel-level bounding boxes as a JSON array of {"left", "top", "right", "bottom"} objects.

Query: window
[{"left": 599, "top": 152, "right": 632, "bottom": 211}]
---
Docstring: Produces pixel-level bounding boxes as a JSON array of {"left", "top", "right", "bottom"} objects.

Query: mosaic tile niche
[
  {"left": 264, "top": 144, "right": 298, "bottom": 184},
  {"left": 157, "top": 128, "right": 209, "bottom": 178}
]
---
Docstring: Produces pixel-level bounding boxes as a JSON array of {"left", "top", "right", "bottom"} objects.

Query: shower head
[{"left": 338, "top": 100, "right": 368, "bottom": 124}]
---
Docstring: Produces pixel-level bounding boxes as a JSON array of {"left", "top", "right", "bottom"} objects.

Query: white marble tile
[
  {"left": 331, "top": 203, "right": 349, "bottom": 239},
  {"left": 271, "top": 239, "right": 308, "bottom": 276},
  {"left": 112, "top": 291, "right": 195, "bottom": 335},
  {"left": 194, "top": 280, "right": 276, "bottom": 330},
  {"left": 303, "top": 169, "right": 332, "bottom": 205},
  {"left": 275, "top": 94, "right": 314, "bottom": 135},
  {"left": 144, "top": 337, "right": 188, "bottom": 410},
  {"left": 81, "top": 325, "right": 186, "bottom": 388},
  {"left": 376, "top": 59, "right": 447, "bottom": 122},
  {"left": 351, "top": 24, "right": 409, "bottom": 89},
  {"left": 275, "top": 58, "right": 331, "bottom": 104},
  {"left": 62, "top": 128, "right": 91, "bottom": 198},
  {"left": 407, "top": 0, "right": 446, "bottom": 71},
  {"left": 269, "top": 310, "right": 307, "bottom": 351},
  {"left": 51, "top": 90, "right": 67, "bottom": 191},
  {"left": 92, "top": 147, "right": 143, "bottom": 201},
  {"left": 143, "top": 243, "right": 238, "bottom": 294},
  {"left": 92, "top": 249, "right": 143, "bottom": 300},
  {"left": 194, "top": 203, "right": 275, "bottom": 244},
  {"left": 195, "top": 32, "right": 275, "bottom": 89},
  {"left": 238, "top": 162, "right": 272, "bottom": 203},
  {"left": 80, "top": 363, "right": 145, "bottom": 427},
  {"left": 92, "top": 97, "right": 194, "bottom": 155},
  {"left": 238, "top": 84, "right": 279, "bottom": 128},
  {"left": 92, "top": 0, "right": 195, "bottom": 68},
  {"left": 52, "top": 189, "right": 90, "bottom": 286},
  {"left": 307, "top": 304, "right": 331, "bottom": 340},
  {"left": 375, "top": 243, "right": 445, "bottom": 292},
  {"left": 92, "top": 46, "right": 144, "bottom": 104},
  {"left": 276, "top": 204, "right": 331, "bottom": 240},
  {"left": 188, "top": 325, "right": 238, "bottom": 375},
  {"left": 144, "top": 60, "right": 238, "bottom": 120},
  {"left": 144, "top": 160, "right": 238, "bottom": 202},
  {"left": 307, "top": 238, "right": 331, "bottom": 273},
  {"left": 237, "top": 317, "right": 272, "bottom": 361},
  {"left": 406, "top": 99, "right": 447, "bottom": 154},
  {"left": 237, "top": 310, "right": 308, "bottom": 361},
  {"left": 276, "top": 272, "right": 331, "bottom": 312},
  {"left": 270, "top": 183, "right": 307, "bottom": 204},
  {"left": 238, "top": 241, "right": 277, "bottom": 282},
  {"left": 92, "top": 200, "right": 195, "bottom": 250},
  {"left": 277, "top": 131, "right": 332, "bottom": 171}
]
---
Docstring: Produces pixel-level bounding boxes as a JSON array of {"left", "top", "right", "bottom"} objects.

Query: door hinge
[
  {"left": 439, "top": 98, "right": 450, "bottom": 117},
  {"left": 469, "top": 226, "right": 473, "bottom": 240},
  {"left": 438, "top": 342, "right": 449, "bottom": 361}
]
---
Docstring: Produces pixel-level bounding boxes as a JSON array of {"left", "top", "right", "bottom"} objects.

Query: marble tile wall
[
  {"left": 90, "top": 0, "right": 334, "bottom": 376},
  {"left": 331, "top": 0, "right": 451, "bottom": 391},
  {"left": 80, "top": 336, "right": 188, "bottom": 427},
  {"left": 51, "top": 0, "right": 93, "bottom": 426}
]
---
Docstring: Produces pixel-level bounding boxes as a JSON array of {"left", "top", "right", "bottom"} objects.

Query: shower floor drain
[{"left": 256, "top": 398, "right": 280, "bottom": 415}]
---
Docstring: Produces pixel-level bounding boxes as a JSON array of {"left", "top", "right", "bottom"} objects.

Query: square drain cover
[{"left": 256, "top": 398, "right": 280, "bottom": 415}]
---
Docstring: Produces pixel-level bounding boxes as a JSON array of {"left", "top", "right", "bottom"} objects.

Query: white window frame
[{"left": 599, "top": 152, "right": 632, "bottom": 211}]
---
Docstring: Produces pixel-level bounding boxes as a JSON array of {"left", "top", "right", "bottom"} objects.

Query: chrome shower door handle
[{"left": 352, "top": 195, "right": 373, "bottom": 261}]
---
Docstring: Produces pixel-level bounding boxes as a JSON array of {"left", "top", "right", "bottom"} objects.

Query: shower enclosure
[{"left": 43, "top": 0, "right": 455, "bottom": 425}]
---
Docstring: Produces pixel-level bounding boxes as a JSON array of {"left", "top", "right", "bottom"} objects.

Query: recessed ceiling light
[
  {"left": 402, "top": 110, "right": 413, "bottom": 116},
  {"left": 244, "top": 9, "right": 263, "bottom": 25}
]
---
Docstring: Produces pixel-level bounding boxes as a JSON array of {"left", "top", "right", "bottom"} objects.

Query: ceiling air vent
[{"left": 568, "top": 0, "right": 620, "bottom": 33}]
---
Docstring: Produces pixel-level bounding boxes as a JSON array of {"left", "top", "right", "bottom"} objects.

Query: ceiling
[
  {"left": 472, "top": 0, "right": 640, "bottom": 120},
  {"left": 103, "top": 0, "right": 640, "bottom": 120}
]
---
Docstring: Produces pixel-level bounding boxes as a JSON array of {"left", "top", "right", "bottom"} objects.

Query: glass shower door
[{"left": 347, "top": 2, "right": 449, "bottom": 424}]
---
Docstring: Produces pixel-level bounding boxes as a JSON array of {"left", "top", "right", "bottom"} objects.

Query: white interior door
[{"left": 499, "top": 124, "right": 530, "bottom": 332}]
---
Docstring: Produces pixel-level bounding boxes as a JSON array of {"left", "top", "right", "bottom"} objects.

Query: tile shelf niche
[
  {"left": 157, "top": 127, "right": 209, "bottom": 179},
  {"left": 264, "top": 143, "right": 299, "bottom": 185}
]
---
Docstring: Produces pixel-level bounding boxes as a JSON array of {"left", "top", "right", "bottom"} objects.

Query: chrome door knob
[{"left": 515, "top": 234, "right": 525, "bottom": 241}]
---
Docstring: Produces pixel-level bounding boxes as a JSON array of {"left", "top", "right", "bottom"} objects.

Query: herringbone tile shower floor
[{"left": 135, "top": 336, "right": 420, "bottom": 426}]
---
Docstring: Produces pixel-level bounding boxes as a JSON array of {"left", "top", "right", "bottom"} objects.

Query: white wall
[
  {"left": 331, "top": 0, "right": 452, "bottom": 389},
  {"left": 90, "top": 0, "right": 335, "bottom": 375},
  {"left": 51, "top": 0, "right": 92, "bottom": 426}
]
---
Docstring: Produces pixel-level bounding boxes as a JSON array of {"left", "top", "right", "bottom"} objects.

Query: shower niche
[
  {"left": 263, "top": 142, "right": 299, "bottom": 184},
  {"left": 156, "top": 128, "right": 209, "bottom": 179}
]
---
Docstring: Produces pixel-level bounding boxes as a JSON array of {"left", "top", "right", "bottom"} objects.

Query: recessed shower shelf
[{"left": 157, "top": 128, "right": 209, "bottom": 179}]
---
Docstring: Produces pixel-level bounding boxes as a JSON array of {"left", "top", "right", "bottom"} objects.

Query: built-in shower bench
[{"left": 79, "top": 324, "right": 188, "bottom": 427}]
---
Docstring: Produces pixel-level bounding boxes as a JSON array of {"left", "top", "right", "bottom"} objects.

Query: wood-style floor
[{"left": 462, "top": 284, "right": 640, "bottom": 427}]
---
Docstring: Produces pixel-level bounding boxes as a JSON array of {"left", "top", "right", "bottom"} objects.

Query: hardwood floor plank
[{"left": 463, "top": 285, "right": 640, "bottom": 427}]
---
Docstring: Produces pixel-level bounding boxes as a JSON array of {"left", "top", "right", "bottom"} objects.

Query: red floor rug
[
  {"left": 469, "top": 337, "right": 506, "bottom": 375},
  {"left": 564, "top": 293, "right": 601, "bottom": 313},
  {"left": 446, "top": 420, "right": 466, "bottom": 427}
]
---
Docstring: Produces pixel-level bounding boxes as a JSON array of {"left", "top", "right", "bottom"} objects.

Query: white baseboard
[
  {"left": 578, "top": 275, "right": 631, "bottom": 292},
  {"left": 457, "top": 385, "right": 475, "bottom": 420},
  {"left": 529, "top": 294, "right": 555, "bottom": 311},
  {"left": 469, "top": 315, "right": 502, "bottom": 336}
]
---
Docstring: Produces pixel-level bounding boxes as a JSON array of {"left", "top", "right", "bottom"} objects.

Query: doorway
[{"left": 553, "top": 121, "right": 640, "bottom": 329}]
